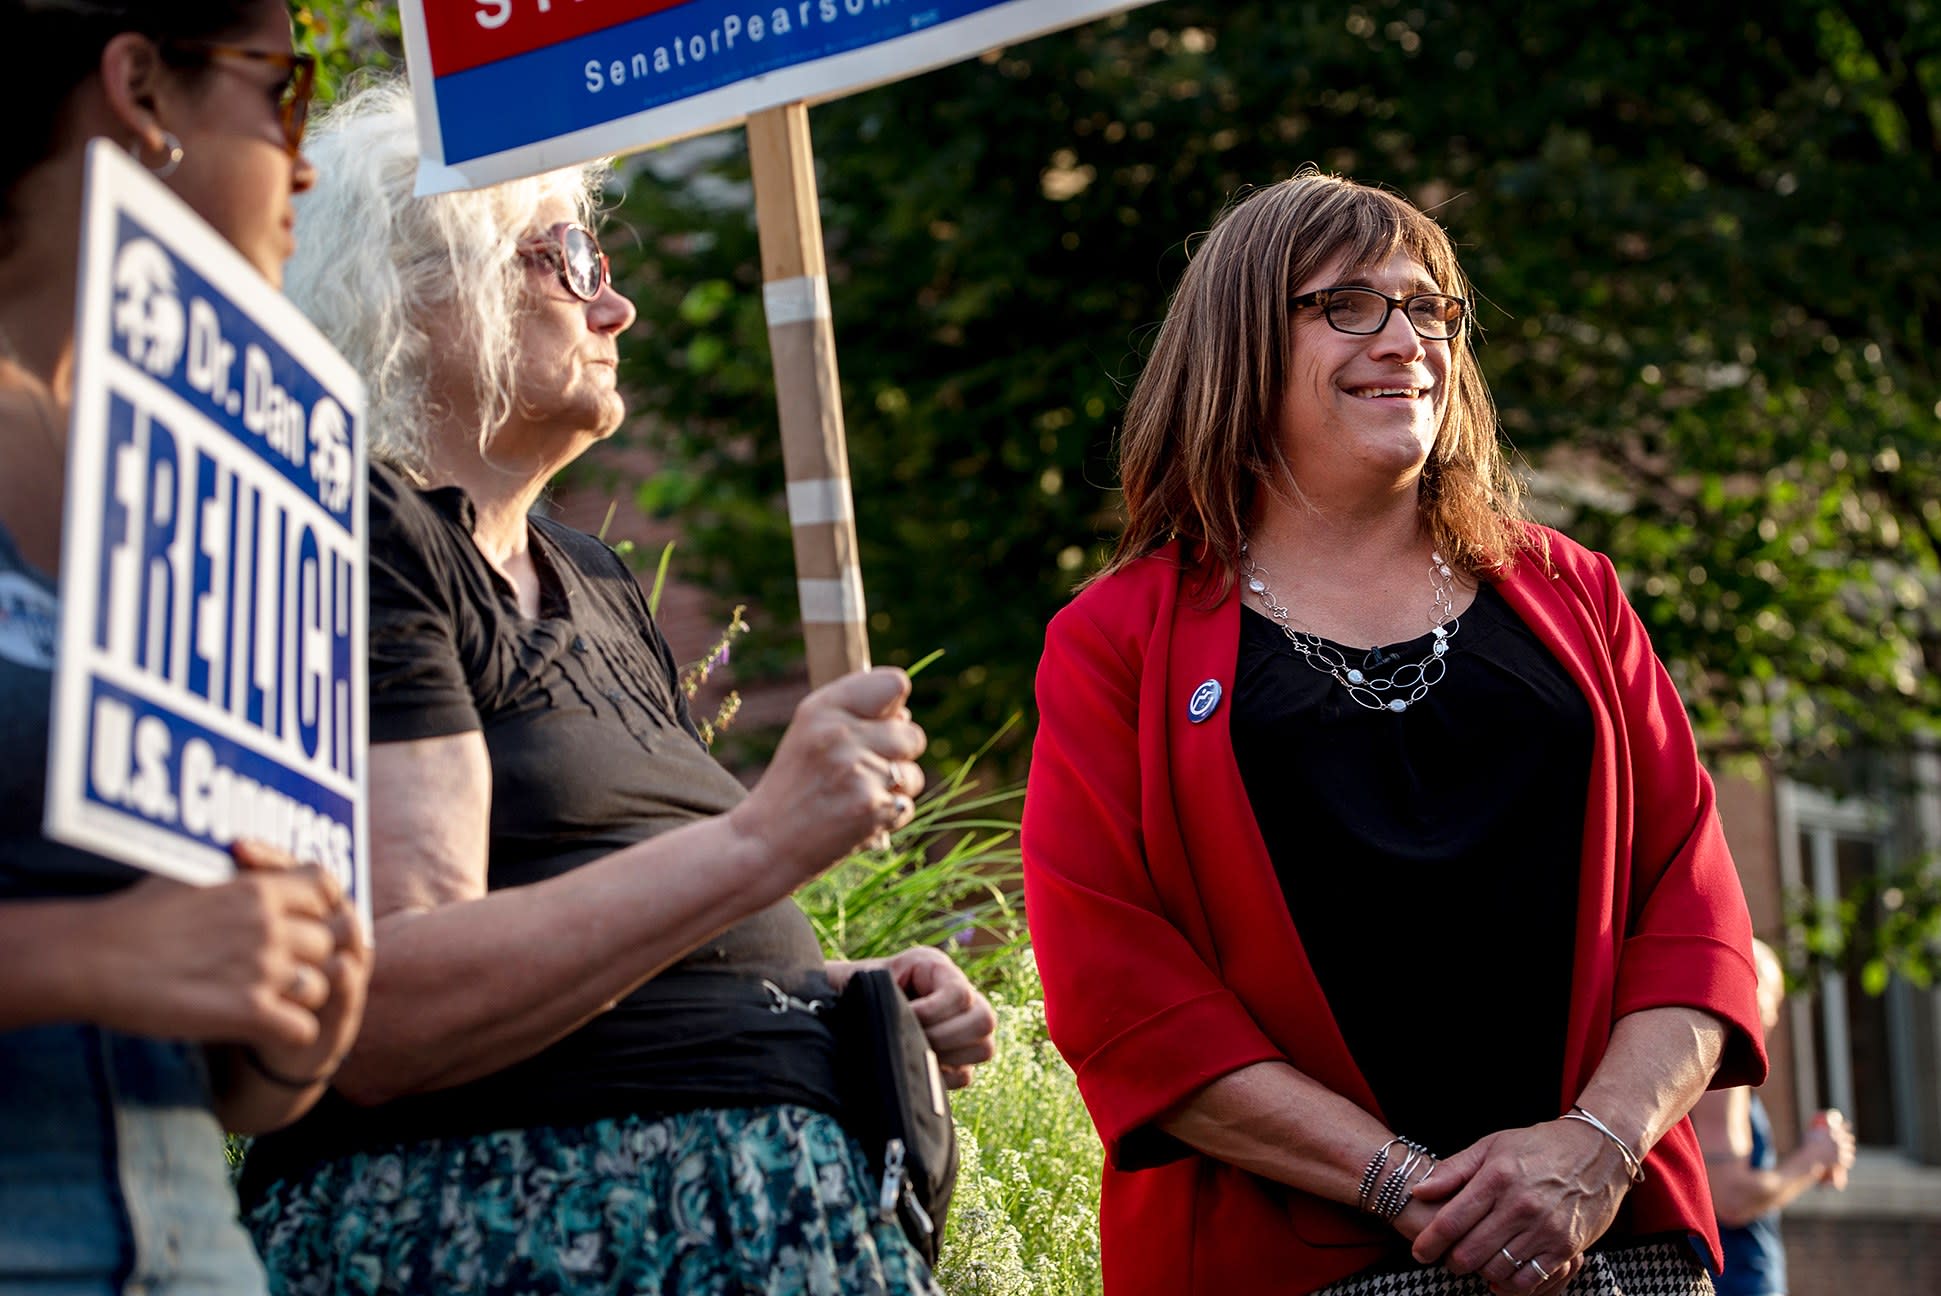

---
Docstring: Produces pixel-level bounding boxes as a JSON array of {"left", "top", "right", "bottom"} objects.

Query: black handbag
[{"left": 829, "top": 968, "right": 960, "bottom": 1267}]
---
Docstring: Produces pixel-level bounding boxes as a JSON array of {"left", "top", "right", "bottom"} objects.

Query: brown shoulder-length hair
[{"left": 1100, "top": 169, "right": 1533, "bottom": 591}]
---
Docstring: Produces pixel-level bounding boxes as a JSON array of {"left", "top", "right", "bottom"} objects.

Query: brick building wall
[{"left": 1784, "top": 1187, "right": 1941, "bottom": 1293}]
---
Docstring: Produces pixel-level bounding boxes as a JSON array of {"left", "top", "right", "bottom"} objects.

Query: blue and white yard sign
[
  {"left": 405, "top": 0, "right": 1163, "bottom": 192},
  {"left": 45, "top": 141, "right": 369, "bottom": 924}
]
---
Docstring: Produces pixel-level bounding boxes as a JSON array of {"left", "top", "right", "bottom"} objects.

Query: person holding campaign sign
[
  {"left": 0, "top": 1, "right": 368, "bottom": 1290},
  {"left": 239, "top": 82, "right": 993, "bottom": 1296}
]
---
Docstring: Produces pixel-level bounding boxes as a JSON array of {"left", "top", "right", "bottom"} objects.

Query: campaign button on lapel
[{"left": 1187, "top": 678, "right": 1223, "bottom": 724}]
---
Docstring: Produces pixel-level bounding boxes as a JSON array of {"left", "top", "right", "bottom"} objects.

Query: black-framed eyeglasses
[
  {"left": 162, "top": 42, "right": 316, "bottom": 155},
  {"left": 1291, "top": 286, "right": 1468, "bottom": 340},
  {"left": 517, "top": 222, "right": 612, "bottom": 302}
]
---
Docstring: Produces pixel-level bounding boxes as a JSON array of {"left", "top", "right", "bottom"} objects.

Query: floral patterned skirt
[{"left": 245, "top": 1104, "right": 942, "bottom": 1296}]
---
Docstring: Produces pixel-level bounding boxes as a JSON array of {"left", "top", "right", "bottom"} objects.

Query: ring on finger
[
  {"left": 1526, "top": 1258, "right": 1551, "bottom": 1282},
  {"left": 891, "top": 793, "right": 914, "bottom": 819},
  {"left": 885, "top": 761, "right": 905, "bottom": 794},
  {"left": 1499, "top": 1248, "right": 1525, "bottom": 1272}
]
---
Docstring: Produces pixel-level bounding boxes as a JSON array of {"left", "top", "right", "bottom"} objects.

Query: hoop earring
[{"left": 138, "top": 131, "right": 184, "bottom": 179}]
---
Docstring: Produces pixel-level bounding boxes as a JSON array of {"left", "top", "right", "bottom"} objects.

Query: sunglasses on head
[
  {"left": 517, "top": 222, "right": 612, "bottom": 302},
  {"left": 163, "top": 40, "right": 317, "bottom": 155}
]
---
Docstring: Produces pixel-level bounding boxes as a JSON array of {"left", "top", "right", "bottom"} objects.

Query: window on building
[{"left": 1778, "top": 776, "right": 1934, "bottom": 1160}]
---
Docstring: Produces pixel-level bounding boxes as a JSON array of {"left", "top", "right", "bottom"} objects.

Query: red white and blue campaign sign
[
  {"left": 404, "top": 0, "right": 1161, "bottom": 191},
  {"left": 45, "top": 141, "right": 370, "bottom": 924}
]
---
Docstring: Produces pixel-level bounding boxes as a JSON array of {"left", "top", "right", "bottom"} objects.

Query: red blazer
[{"left": 1022, "top": 530, "right": 1767, "bottom": 1296}]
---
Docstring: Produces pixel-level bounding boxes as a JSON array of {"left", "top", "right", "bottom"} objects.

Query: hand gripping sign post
[
  {"left": 45, "top": 141, "right": 371, "bottom": 928},
  {"left": 402, "top": 0, "right": 1161, "bottom": 684}
]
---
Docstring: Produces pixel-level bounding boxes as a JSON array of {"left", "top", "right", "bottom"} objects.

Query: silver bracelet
[
  {"left": 1370, "top": 1139, "right": 1433, "bottom": 1220},
  {"left": 1371, "top": 1151, "right": 1416, "bottom": 1220},
  {"left": 1376, "top": 1150, "right": 1437, "bottom": 1222},
  {"left": 1563, "top": 1104, "right": 1646, "bottom": 1183},
  {"left": 1356, "top": 1137, "right": 1404, "bottom": 1212}
]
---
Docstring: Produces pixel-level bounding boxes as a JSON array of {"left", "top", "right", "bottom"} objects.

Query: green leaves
[
  {"left": 937, "top": 955, "right": 1104, "bottom": 1296},
  {"left": 795, "top": 718, "right": 1026, "bottom": 985},
  {"left": 294, "top": 2, "right": 402, "bottom": 95}
]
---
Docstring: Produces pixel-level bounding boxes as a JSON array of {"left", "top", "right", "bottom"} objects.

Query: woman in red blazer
[{"left": 1022, "top": 172, "right": 1767, "bottom": 1296}]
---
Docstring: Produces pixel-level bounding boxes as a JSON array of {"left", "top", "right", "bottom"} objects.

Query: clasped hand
[
  {"left": 1401, "top": 1118, "right": 1638, "bottom": 1295},
  {"left": 80, "top": 838, "right": 369, "bottom": 1115}
]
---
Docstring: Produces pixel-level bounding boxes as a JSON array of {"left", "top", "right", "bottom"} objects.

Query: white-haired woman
[{"left": 238, "top": 82, "right": 993, "bottom": 1296}]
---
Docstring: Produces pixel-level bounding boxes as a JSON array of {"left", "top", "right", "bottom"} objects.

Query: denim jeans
[{"left": 0, "top": 1024, "right": 266, "bottom": 1294}]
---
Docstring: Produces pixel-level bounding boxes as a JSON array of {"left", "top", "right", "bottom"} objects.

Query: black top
[
  {"left": 1231, "top": 583, "right": 1592, "bottom": 1160},
  {"left": 243, "top": 465, "right": 838, "bottom": 1200}
]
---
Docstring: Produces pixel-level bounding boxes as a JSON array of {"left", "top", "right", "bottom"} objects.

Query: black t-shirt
[
  {"left": 243, "top": 465, "right": 838, "bottom": 1199},
  {"left": 1231, "top": 582, "right": 1592, "bottom": 1160}
]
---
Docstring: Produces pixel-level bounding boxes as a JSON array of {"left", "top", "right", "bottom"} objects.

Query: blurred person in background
[
  {"left": 238, "top": 81, "right": 994, "bottom": 1296},
  {"left": 0, "top": 2, "right": 368, "bottom": 1291},
  {"left": 1693, "top": 938, "right": 1856, "bottom": 1296},
  {"left": 1023, "top": 171, "right": 1768, "bottom": 1296}
]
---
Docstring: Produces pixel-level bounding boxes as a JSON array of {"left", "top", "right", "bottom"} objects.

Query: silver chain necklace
[{"left": 1240, "top": 543, "right": 1461, "bottom": 713}]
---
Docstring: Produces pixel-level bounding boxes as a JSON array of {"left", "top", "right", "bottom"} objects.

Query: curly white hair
[{"left": 287, "top": 79, "right": 612, "bottom": 481}]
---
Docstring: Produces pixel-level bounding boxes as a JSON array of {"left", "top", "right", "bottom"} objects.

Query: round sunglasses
[{"left": 517, "top": 222, "right": 613, "bottom": 302}]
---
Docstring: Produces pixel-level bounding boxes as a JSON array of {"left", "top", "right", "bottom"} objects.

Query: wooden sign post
[{"left": 747, "top": 104, "right": 869, "bottom": 684}]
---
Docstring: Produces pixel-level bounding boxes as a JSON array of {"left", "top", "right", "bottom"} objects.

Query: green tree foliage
[
  {"left": 599, "top": 0, "right": 1937, "bottom": 769},
  {"left": 293, "top": 1, "right": 401, "bottom": 92}
]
